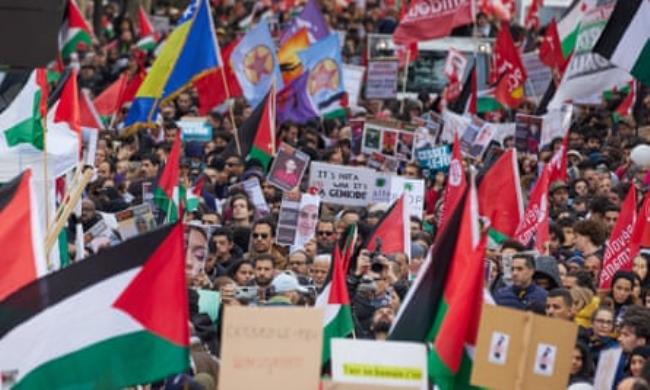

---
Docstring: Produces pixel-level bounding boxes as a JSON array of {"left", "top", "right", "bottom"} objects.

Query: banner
[
  {"left": 366, "top": 60, "right": 399, "bottom": 100},
  {"left": 331, "top": 339, "right": 428, "bottom": 390},
  {"left": 309, "top": 162, "right": 374, "bottom": 207},
  {"left": 549, "top": 0, "right": 631, "bottom": 108},
  {"left": 393, "top": 0, "right": 473, "bottom": 44}
]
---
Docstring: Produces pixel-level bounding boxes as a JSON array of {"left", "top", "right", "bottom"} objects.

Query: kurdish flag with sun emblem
[
  {"left": 231, "top": 20, "right": 283, "bottom": 108},
  {"left": 297, "top": 34, "right": 346, "bottom": 117},
  {"left": 0, "top": 224, "right": 189, "bottom": 389}
]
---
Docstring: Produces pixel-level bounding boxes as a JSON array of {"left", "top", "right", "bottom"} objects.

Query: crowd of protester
[{"left": 56, "top": 0, "right": 650, "bottom": 389}]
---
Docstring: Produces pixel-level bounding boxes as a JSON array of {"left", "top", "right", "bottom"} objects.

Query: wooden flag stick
[{"left": 45, "top": 168, "right": 93, "bottom": 256}]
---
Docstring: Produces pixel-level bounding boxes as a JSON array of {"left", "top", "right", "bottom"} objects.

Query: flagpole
[
  {"left": 399, "top": 49, "right": 411, "bottom": 115},
  {"left": 41, "top": 112, "right": 52, "bottom": 269}
]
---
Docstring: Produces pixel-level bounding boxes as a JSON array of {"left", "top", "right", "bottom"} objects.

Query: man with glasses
[
  {"left": 249, "top": 217, "right": 286, "bottom": 269},
  {"left": 315, "top": 217, "right": 337, "bottom": 252}
]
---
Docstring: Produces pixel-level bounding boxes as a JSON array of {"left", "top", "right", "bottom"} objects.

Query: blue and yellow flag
[
  {"left": 297, "top": 34, "right": 346, "bottom": 116},
  {"left": 123, "top": 0, "right": 222, "bottom": 133},
  {"left": 230, "top": 20, "right": 283, "bottom": 108}
]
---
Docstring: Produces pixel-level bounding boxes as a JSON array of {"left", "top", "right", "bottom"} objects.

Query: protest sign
[
  {"left": 413, "top": 111, "right": 444, "bottom": 141},
  {"left": 276, "top": 192, "right": 320, "bottom": 248},
  {"left": 366, "top": 60, "right": 399, "bottom": 100},
  {"left": 81, "top": 128, "right": 98, "bottom": 167},
  {"left": 331, "top": 339, "right": 427, "bottom": 390},
  {"left": 230, "top": 177, "right": 271, "bottom": 220},
  {"left": 185, "top": 223, "right": 209, "bottom": 279},
  {"left": 459, "top": 121, "right": 481, "bottom": 157},
  {"left": 84, "top": 219, "right": 121, "bottom": 253},
  {"left": 268, "top": 143, "right": 310, "bottom": 191},
  {"left": 593, "top": 347, "right": 623, "bottom": 390},
  {"left": 367, "top": 152, "right": 400, "bottom": 173},
  {"left": 219, "top": 306, "right": 323, "bottom": 390},
  {"left": 323, "top": 382, "right": 416, "bottom": 390},
  {"left": 440, "top": 109, "right": 471, "bottom": 143},
  {"left": 178, "top": 117, "right": 212, "bottom": 142},
  {"left": 362, "top": 120, "right": 415, "bottom": 162},
  {"left": 389, "top": 177, "right": 425, "bottom": 218},
  {"left": 541, "top": 105, "right": 573, "bottom": 147},
  {"left": 415, "top": 143, "right": 451, "bottom": 178},
  {"left": 151, "top": 15, "right": 171, "bottom": 34},
  {"left": 467, "top": 123, "right": 497, "bottom": 159},
  {"left": 472, "top": 305, "right": 577, "bottom": 390},
  {"left": 343, "top": 64, "right": 366, "bottom": 108},
  {"left": 114, "top": 203, "right": 156, "bottom": 240},
  {"left": 309, "top": 162, "right": 373, "bottom": 207},
  {"left": 515, "top": 114, "right": 544, "bottom": 154},
  {"left": 350, "top": 119, "right": 365, "bottom": 155},
  {"left": 522, "top": 52, "right": 553, "bottom": 99}
]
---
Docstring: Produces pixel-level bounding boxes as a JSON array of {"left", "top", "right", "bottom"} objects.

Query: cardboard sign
[
  {"left": 309, "top": 162, "right": 374, "bottom": 207},
  {"left": 515, "top": 114, "right": 544, "bottom": 154},
  {"left": 331, "top": 339, "right": 426, "bottom": 390},
  {"left": 219, "top": 306, "right": 323, "bottom": 390},
  {"left": 267, "top": 142, "right": 310, "bottom": 192},
  {"left": 343, "top": 64, "right": 366, "bottom": 107},
  {"left": 114, "top": 203, "right": 156, "bottom": 240},
  {"left": 366, "top": 60, "right": 399, "bottom": 99},
  {"left": 178, "top": 117, "right": 212, "bottom": 142},
  {"left": 472, "top": 304, "right": 577, "bottom": 390}
]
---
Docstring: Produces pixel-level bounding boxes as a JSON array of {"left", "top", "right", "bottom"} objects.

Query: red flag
[
  {"left": 478, "top": 149, "right": 524, "bottom": 237},
  {"left": 632, "top": 191, "right": 650, "bottom": 258},
  {"left": 438, "top": 132, "right": 467, "bottom": 232},
  {"left": 616, "top": 80, "right": 637, "bottom": 118},
  {"left": 78, "top": 89, "right": 102, "bottom": 129},
  {"left": 54, "top": 69, "right": 81, "bottom": 134},
  {"left": 538, "top": 19, "right": 568, "bottom": 84},
  {"left": 365, "top": 195, "right": 410, "bottom": 257},
  {"left": 547, "top": 132, "right": 569, "bottom": 183},
  {"left": 492, "top": 22, "right": 527, "bottom": 108},
  {"left": 600, "top": 185, "right": 637, "bottom": 289},
  {"left": 195, "top": 38, "right": 243, "bottom": 114},
  {"left": 93, "top": 73, "right": 127, "bottom": 116},
  {"left": 393, "top": 0, "right": 473, "bottom": 44},
  {"left": 524, "top": 0, "right": 543, "bottom": 30},
  {"left": 137, "top": 6, "right": 157, "bottom": 39},
  {"left": 515, "top": 166, "right": 550, "bottom": 253}
]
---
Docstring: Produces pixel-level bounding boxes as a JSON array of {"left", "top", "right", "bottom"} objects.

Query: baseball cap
[{"left": 272, "top": 272, "right": 308, "bottom": 294}]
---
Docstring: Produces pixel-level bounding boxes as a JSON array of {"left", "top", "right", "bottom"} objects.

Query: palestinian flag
[
  {"left": 154, "top": 133, "right": 181, "bottom": 223},
  {"left": 93, "top": 71, "right": 146, "bottom": 122},
  {"left": 364, "top": 194, "right": 411, "bottom": 258},
  {"left": 59, "top": 0, "right": 93, "bottom": 60},
  {"left": 0, "top": 224, "right": 189, "bottom": 389},
  {"left": 0, "top": 69, "right": 48, "bottom": 151},
  {"left": 137, "top": 6, "right": 158, "bottom": 52},
  {"left": 429, "top": 172, "right": 487, "bottom": 389},
  {"left": 388, "top": 188, "right": 467, "bottom": 344},
  {"left": 316, "top": 225, "right": 357, "bottom": 366},
  {"left": 437, "top": 132, "right": 467, "bottom": 233},
  {"left": 593, "top": 0, "right": 650, "bottom": 87},
  {"left": 0, "top": 169, "right": 46, "bottom": 301},
  {"left": 79, "top": 89, "right": 102, "bottom": 130},
  {"left": 184, "top": 175, "right": 205, "bottom": 213},
  {"left": 233, "top": 92, "right": 275, "bottom": 171},
  {"left": 557, "top": 0, "right": 590, "bottom": 57},
  {"left": 478, "top": 148, "right": 524, "bottom": 244}
]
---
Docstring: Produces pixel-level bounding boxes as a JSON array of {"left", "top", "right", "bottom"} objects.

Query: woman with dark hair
[
  {"left": 607, "top": 271, "right": 636, "bottom": 322},
  {"left": 227, "top": 259, "right": 254, "bottom": 287},
  {"left": 570, "top": 341, "right": 594, "bottom": 385},
  {"left": 634, "top": 252, "right": 650, "bottom": 290}
]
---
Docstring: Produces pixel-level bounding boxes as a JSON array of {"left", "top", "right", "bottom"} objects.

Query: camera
[
  {"left": 234, "top": 286, "right": 258, "bottom": 303},
  {"left": 369, "top": 237, "right": 386, "bottom": 273}
]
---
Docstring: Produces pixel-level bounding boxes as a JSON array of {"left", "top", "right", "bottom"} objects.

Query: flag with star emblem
[
  {"left": 231, "top": 20, "right": 283, "bottom": 108},
  {"left": 297, "top": 34, "right": 346, "bottom": 117}
]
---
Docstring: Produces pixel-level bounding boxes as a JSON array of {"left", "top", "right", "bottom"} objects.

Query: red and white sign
[{"left": 600, "top": 186, "right": 637, "bottom": 289}]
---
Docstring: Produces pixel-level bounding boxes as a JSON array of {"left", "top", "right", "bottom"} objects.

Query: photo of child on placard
[
  {"left": 382, "top": 130, "right": 397, "bottom": 156},
  {"left": 267, "top": 142, "right": 310, "bottom": 191}
]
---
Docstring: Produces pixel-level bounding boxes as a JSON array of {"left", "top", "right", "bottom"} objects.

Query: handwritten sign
[
  {"left": 309, "top": 162, "right": 374, "bottom": 207},
  {"left": 331, "top": 339, "right": 426, "bottom": 390},
  {"left": 219, "top": 306, "right": 323, "bottom": 390},
  {"left": 366, "top": 60, "right": 399, "bottom": 99}
]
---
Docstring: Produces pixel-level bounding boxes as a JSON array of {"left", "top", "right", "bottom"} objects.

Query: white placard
[
  {"left": 366, "top": 60, "right": 399, "bottom": 100},
  {"left": 343, "top": 64, "right": 366, "bottom": 108},
  {"left": 331, "top": 339, "right": 426, "bottom": 390},
  {"left": 389, "top": 177, "right": 425, "bottom": 218},
  {"left": 309, "top": 162, "right": 374, "bottom": 207}
]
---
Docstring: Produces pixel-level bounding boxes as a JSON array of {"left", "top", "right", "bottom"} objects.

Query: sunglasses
[
  {"left": 252, "top": 233, "right": 269, "bottom": 239},
  {"left": 317, "top": 231, "right": 334, "bottom": 236}
]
